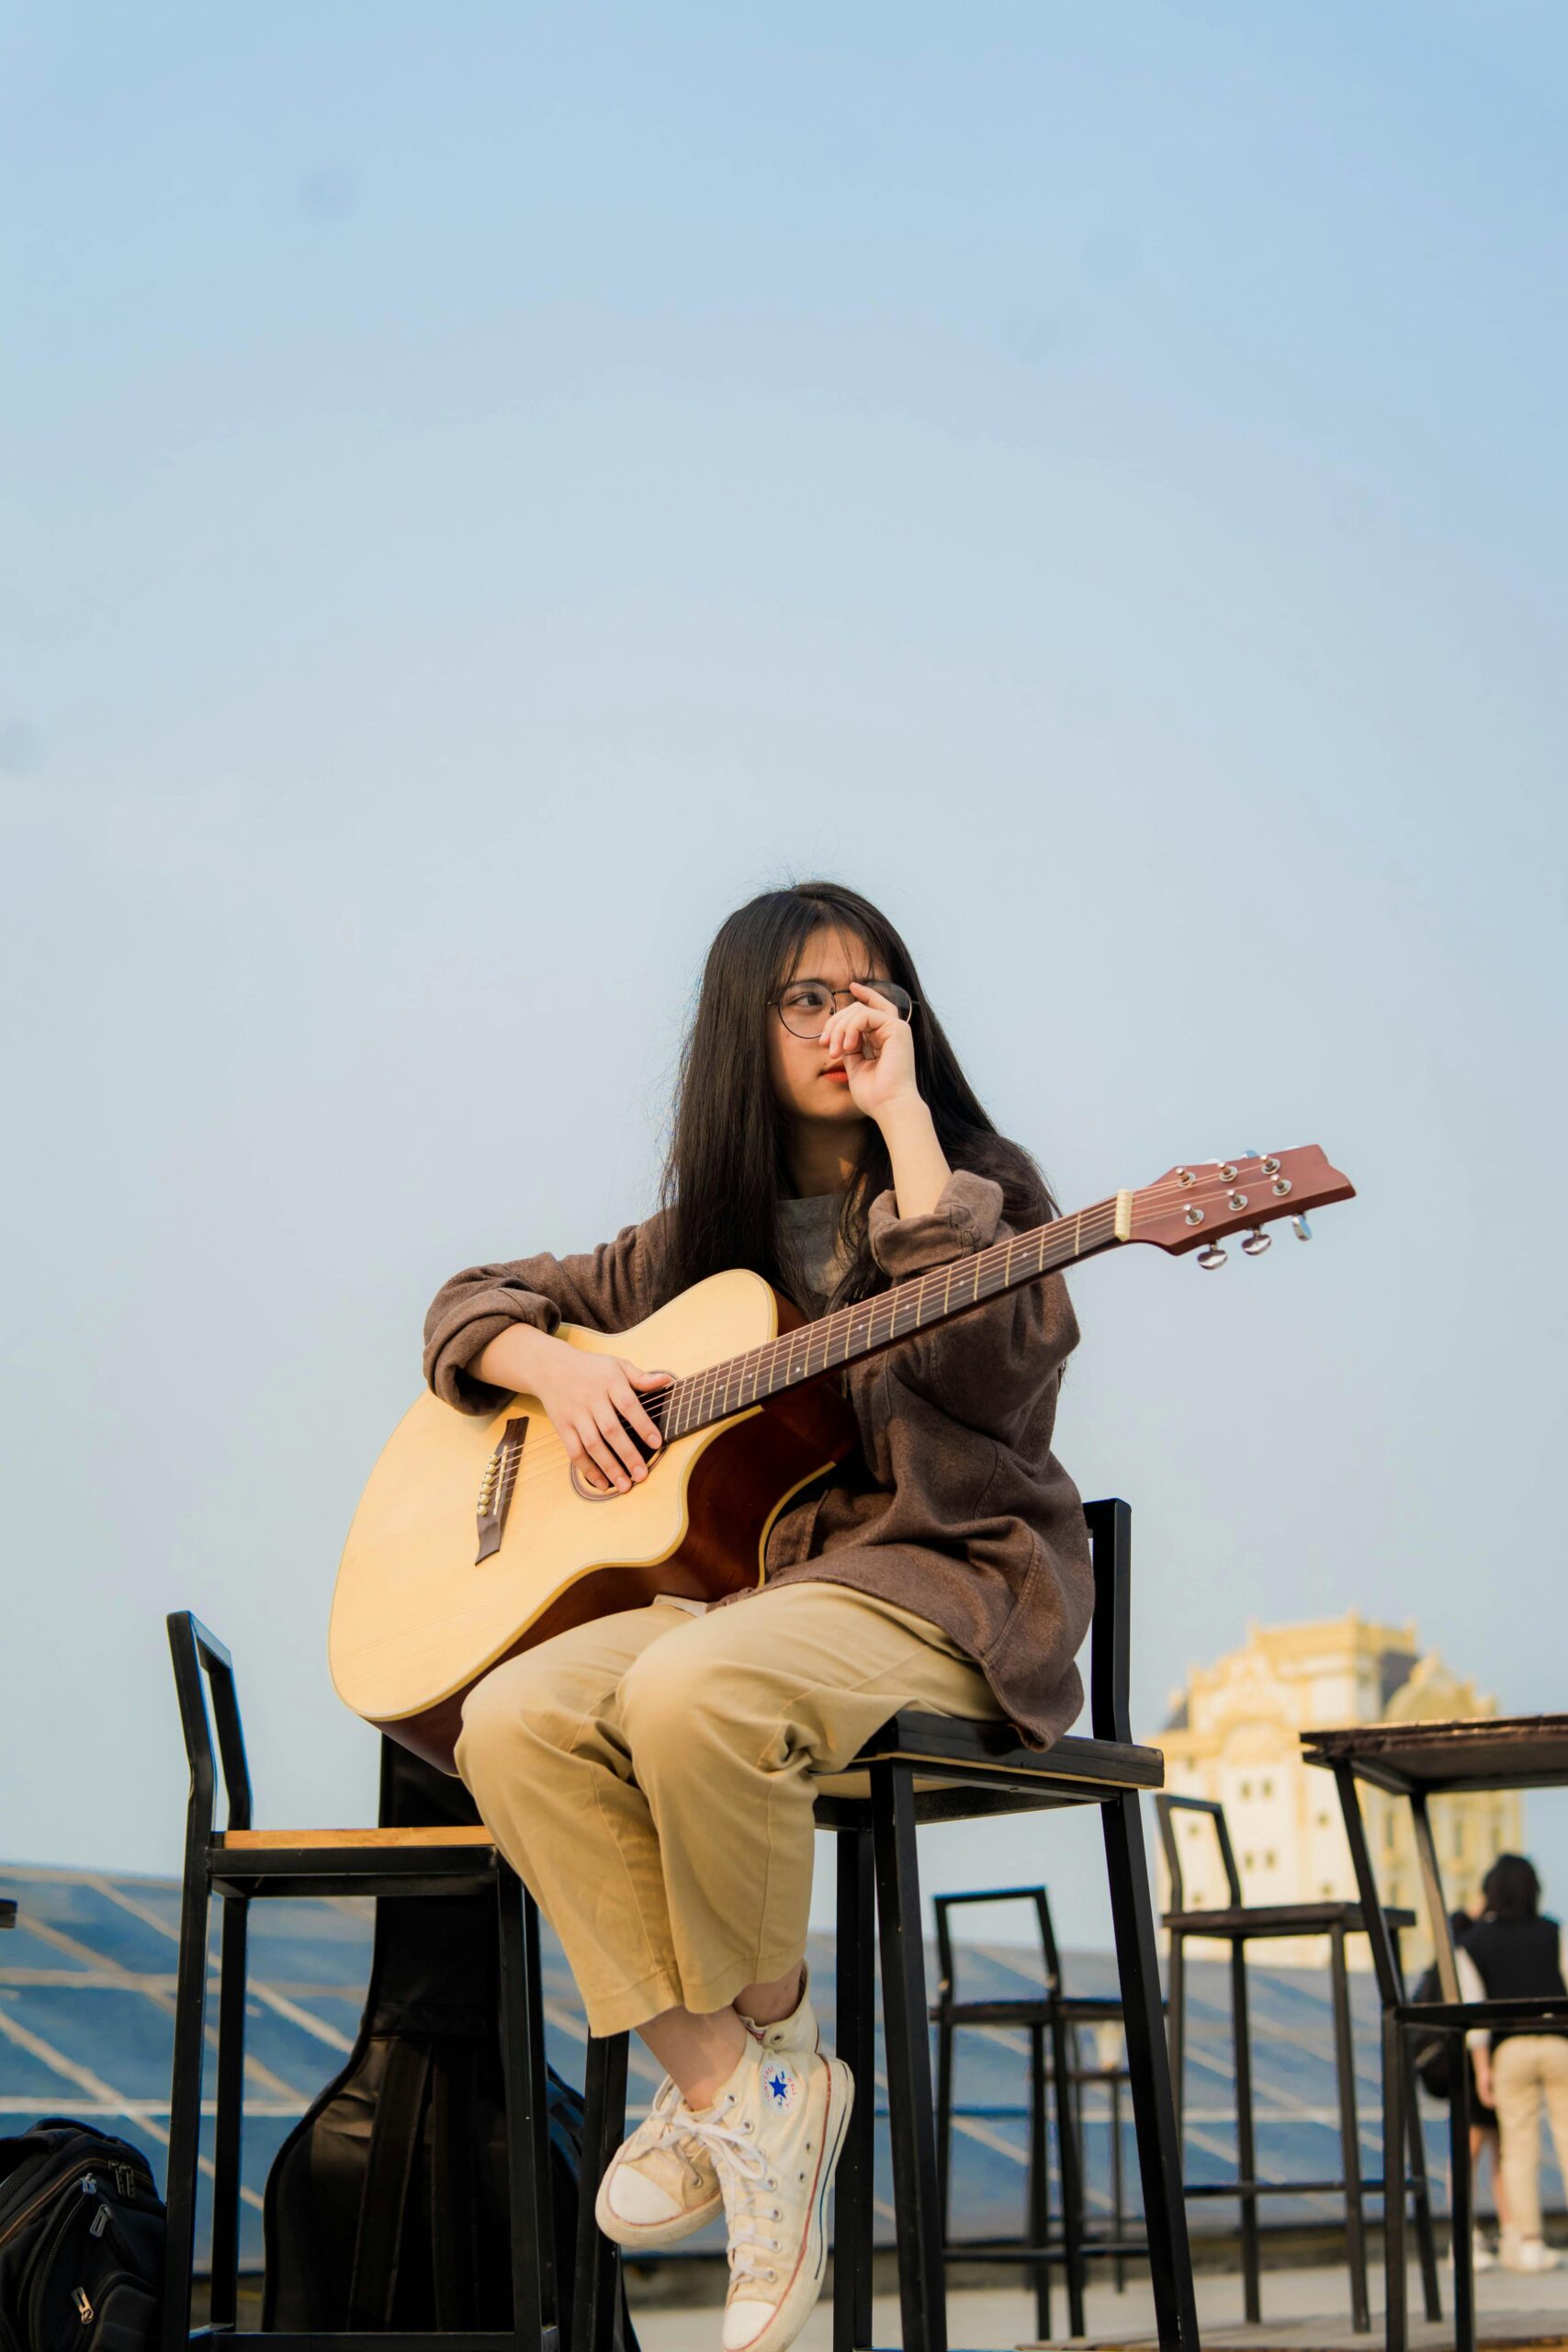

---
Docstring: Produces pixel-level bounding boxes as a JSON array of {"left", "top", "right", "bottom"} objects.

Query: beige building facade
[{"left": 1157, "top": 1614, "right": 1522, "bottom": 1970}]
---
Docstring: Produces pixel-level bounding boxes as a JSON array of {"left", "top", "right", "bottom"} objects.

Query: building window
[
  {"left": 1262, "top": 1779, "right": 1274, "bottom": 1799},
  {"left": 1320, "top": 1881, "right": 1335, "bottom": 1897},
  {"left": 1244, "top": 1851, "right": 1256, "bottom": 1871},
  {"left": 1265, "top": 1850, "right": 1277, "bottom": 1870},
  {"left": 1240, "top": 1780, "right": 1252, "bottom": 1800}
]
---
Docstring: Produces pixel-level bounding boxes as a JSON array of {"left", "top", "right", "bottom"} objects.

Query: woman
[
  {"left": 1459, "top": 1855, "right": 1568, "bottom": 2275},
  {"left": 423, "top": 881, "right": 1092, "bottom": 2352}
]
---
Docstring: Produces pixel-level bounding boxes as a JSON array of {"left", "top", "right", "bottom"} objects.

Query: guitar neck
[{"left": 659, "top": 1193, "right": 1131, "bottom": 1441}]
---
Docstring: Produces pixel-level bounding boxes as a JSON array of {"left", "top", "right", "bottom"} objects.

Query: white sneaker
[
  {"left": 594, "top": 1971, "right": 821, "bottom": 2252},
  {"left": 1472, "top": 2229, "right": 1498, "bottom": 2272},
  {"left": 1502, "top": 2233, "right": 1561, "bottom": 2274},
  {"left": 680, "top": 2039, "right": 854, "bottom": 2352}
]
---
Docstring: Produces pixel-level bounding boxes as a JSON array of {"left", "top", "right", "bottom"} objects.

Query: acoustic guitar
[{"left": 330, "top": 1147, "right": 1353, "bottom": 1769}]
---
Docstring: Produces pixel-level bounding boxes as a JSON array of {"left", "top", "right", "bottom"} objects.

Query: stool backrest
[
  {"left": 1083, "top": 1497, "right": 1134, "bottom": 1745},
  {"left": 167, "top": 1611, "right": 253, "bottom": 1837},
  {"left": 932, "top": 1884, "right": 1062, "bottom": 2009},
  {"left": 1155, "top": 1792, "right": 1242, "bottom": 1913}
]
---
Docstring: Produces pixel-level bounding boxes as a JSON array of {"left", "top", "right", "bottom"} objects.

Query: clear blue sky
[{"left": 4, "top": 3, "right": 1564, "bottom": 1944}]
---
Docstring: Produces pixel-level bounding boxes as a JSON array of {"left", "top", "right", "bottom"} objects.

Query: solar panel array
[{"left": 1, "top": 1860, "right": 1528, "bottom": 2272}]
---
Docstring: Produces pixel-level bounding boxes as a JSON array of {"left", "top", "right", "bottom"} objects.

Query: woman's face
[{"left": 766, "top": 925, "right": 897, "bottom": 1126}]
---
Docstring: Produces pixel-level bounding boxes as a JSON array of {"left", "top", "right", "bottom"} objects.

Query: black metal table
[{"left": 1303, "top": 1714, "right": 1568, "bottom": 2352}]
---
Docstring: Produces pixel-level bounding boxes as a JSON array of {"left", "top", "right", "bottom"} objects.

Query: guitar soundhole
[{"left": 570, "top": 1442, "right": 661, "bottom": 1503}]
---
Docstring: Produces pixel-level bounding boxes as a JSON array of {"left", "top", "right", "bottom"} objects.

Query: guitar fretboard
[{"left": 654, "top": 1194, "right": 1125, "bottom": 1441}]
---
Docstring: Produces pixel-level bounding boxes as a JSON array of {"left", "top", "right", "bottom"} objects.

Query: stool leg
[
  {"left": 1230, "top": 1936, "right": 1261, "bottom": 2325},
  {"left": 1405, "top": 2031, "right": 1443, "bottom": 2320},
  {"left": 1112, "top": 2070, "right": 1127, "bottom": 2292},
  {"left": 1050, "top": 2009, "right": 1088, "bottom": 2337},
  {"left": 935, "top": 2004, "right": 955, "bottom": 2248},
  {"left": 160, "top": 1857, "right": 210, "bottom": 2352},
  {"left": 575, "top": 2032, "right": 628, "bottom": 2352},
  {"left": 1382, "top": 2007, "right": 1409, "bottom": 2352},
  {"left": 1450, "top": 2049, "right": 1476, "bottom": 2352},
  {"left": 497, "top": 1867, "right": 558, "bottom": 2352},
  {"left": 1329, "top": 1921, "right": 1371, "bottom": 2332},
  {"left": 870, "top": 1763, "right": 946, "bottom": 2352},
  {"left": 1028, "top": 2020, "right": 1052, "bottom": 2343},
  {"left": 1101, "top": 1791, "right": 1200, "bottom": 2352},
  {"left": 834, "top": 1827, "right": 876, "bottom": 2352},
  {"left": 208, "top": 1893, "right": 248, "bottom": 2330},
  {"left": 1168, "top": 1928, "right": 1187, "bottom": 2138},
  {"left": 1391, "top": 1926, "right": 1442, "bottom": 2321}
]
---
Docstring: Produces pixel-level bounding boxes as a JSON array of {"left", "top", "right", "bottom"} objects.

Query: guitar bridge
[{"left": 475, "top": 1417, "right": 529, "bottom": 1563}]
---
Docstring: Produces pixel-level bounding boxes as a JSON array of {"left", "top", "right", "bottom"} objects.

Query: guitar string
[
  {"left": 487, "top": 1207, "right": 1122, "bottom": 1500},
  {"left": 482, "top": 1162, "right": 1310, "bottom": 1493},
  {"left": 660, "top": 1204, "right": 1120, "bottom": 1439},
  {"left": 490, "top": 1216, "right": 1119, "bottom": 1494},
  {"left": 486, "top": 1168, "right": 1302, "bottom": 1493},
  {"left": 652, "top": 1157, "right": 1297, "bottom": 1436}
]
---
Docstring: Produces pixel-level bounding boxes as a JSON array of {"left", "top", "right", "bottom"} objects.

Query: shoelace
[
  {"left": 679, "top": 2102, "right": 786, "bottom": 2291},
  {"left": 637, "top": 2075, "right": 714, "bottom": 2189}
]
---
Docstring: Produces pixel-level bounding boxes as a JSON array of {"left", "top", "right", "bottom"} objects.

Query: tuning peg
[
  {"left": 1241, "top": 1228, "right": 1272, "bottom": 1257},
  {"left": 1196, "top": 1242, "right": 1228, "bottom": 1271},
  {"left": 1291, "top": 1215, "right": 1313, "bottom": 1242}
]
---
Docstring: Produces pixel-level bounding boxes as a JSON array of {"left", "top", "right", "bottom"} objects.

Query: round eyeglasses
[{"left": 770, "top": 978, "right": 915, "bottom": 1040}]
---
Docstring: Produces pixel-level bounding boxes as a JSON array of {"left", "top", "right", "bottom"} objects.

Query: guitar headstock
[{"left": 1125, "top": 1146, "right": 1355, "bottom": 1265}]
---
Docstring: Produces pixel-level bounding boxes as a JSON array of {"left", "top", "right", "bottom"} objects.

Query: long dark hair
[
  {"left": 652, "top": 879, "right": 1056, "bottom": 1312},
  {"left": 1483, "top": 1854, "right": 1541, "bottom": 1923}
]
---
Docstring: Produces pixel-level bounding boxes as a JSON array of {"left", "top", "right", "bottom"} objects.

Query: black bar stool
[
  {"left": 1157, "top": 1791, "right": 1439, "bottom": 2333},
  {"left": 930, "top": 1883, "right": 1139, "bottom": 2343},
  {"left": 160, "top": 1612, "right": 559, "bottom": 2352},
  {"left": 573, "top": 1497, "right": 1201, "bottom": 2352}
]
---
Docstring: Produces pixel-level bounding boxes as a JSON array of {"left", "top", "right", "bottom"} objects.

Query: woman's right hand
[{"left": 530, "top": 1340, "right": 673, "bottom": 1493}]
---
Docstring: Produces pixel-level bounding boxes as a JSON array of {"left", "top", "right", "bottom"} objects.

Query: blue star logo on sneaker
[{"left": 763, "top": 2060, "right": 802, "bottom": 2112}]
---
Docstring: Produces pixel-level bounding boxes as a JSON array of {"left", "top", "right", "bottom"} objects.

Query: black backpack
[
  {"left": 0, "top": 2120, "right": 164, "bottom": 2352},
  {"left": 1408, "top": 1960, "right": 1456, "bottom": 2100},
  {"left": 263, "top": 1742, "right": 637, "bottom": 2346}
]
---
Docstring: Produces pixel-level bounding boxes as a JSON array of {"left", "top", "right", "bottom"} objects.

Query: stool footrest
[
  {"left": 942, "top": 2235, "right": 1151, "bottom": 2262},
  {"left": 185, "top": 2335, "right": 543, "bottom": 2352},
  {"left": 1183, "top": 2177, "right": 1362, "bottom": 2197}
]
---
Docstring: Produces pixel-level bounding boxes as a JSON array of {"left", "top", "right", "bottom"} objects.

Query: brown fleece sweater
[{"left": 423, "top": 1167, "right": 1093, "bottom": 1749}]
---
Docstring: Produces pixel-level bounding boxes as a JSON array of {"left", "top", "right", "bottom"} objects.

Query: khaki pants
[
  {"left": 1492, "top": 2035, "right": 1568, "bottom": 2242},
  {"left": 454, "top": 1580, "right": 1001, "bottom": 2037}
]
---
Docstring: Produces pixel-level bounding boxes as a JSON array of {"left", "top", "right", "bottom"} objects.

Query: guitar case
[{"left": 262, "top": 1739, "right": 637, "bottom": 2345}]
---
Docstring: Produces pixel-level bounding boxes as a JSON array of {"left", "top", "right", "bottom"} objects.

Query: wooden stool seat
[
  {"left": 215, "top": 1825, "right": 497, "bottom": 1849},
  {"left": 811, "top": 1719, "right": 1162, "bottom": 1815}
]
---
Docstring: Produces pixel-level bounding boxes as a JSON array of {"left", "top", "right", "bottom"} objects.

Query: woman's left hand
[{"left": 818, "top": 981, "right": 920, "bottom": 1120}]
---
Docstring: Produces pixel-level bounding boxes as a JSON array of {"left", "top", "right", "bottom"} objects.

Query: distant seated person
[{"left": 1458, "top": 1856, "right": 1568, "bottom": 2276}]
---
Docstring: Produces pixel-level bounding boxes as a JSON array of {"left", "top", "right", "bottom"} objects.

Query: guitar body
[{"left": 330, "top": 1270, "right": 857, "bottom": 1772}]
